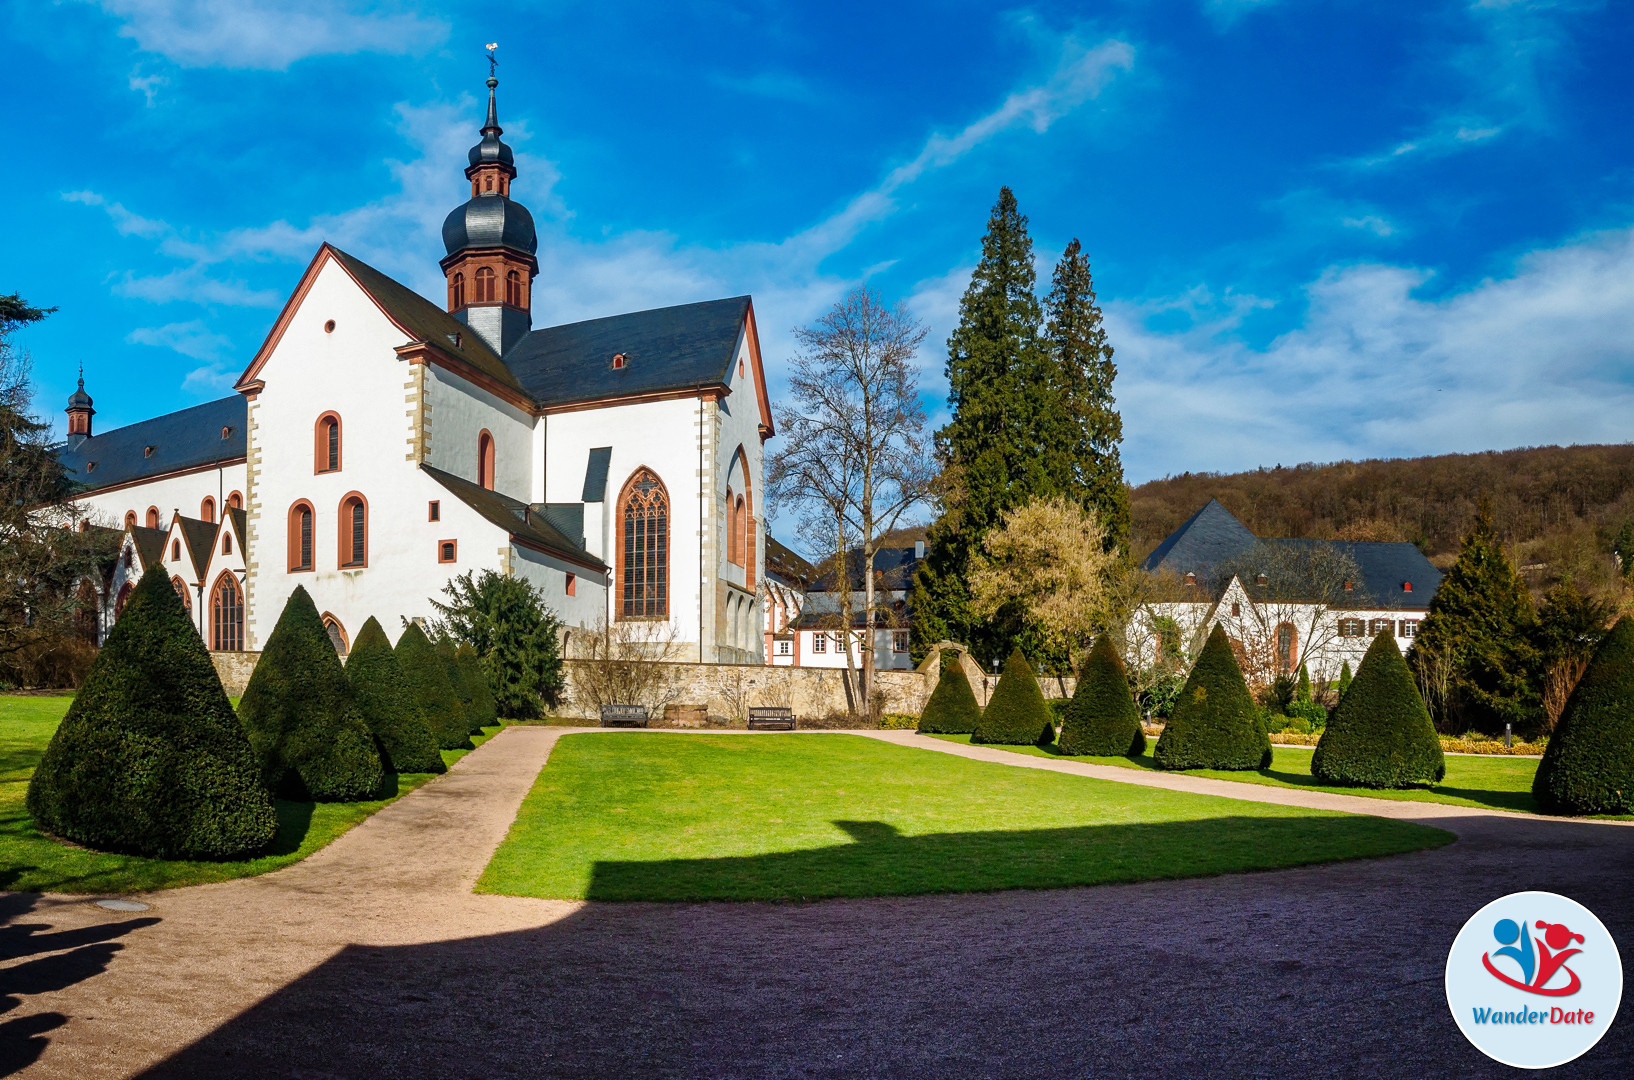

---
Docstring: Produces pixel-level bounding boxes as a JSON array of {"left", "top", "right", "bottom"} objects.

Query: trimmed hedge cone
[
  {"left": 25, "top": 567, "right": 277, "bottom": 859},
  {"left": 971, "top": 648, "right": 1052, "bottom": 746},
  {"left": 396, "top": 623, "right": 473, "bottom": 750},
  {"left": 1311, "top": 629, "right": 1444, "bottom": 788},
  {"left": 238, "top": 586, "right": 384, "bottom": 801},
  {"left": 345, "top": 617, "right": 445, "bottom": 774},
  {"left": 1059, "top": 636, "right": 1146, "bottom": 757},
  {"left": 917, "top": 652, "right": 982, "bottom": 734},
  {"left": 453, "top": 642, "right": 499, "bottom": 733},
  {"left": 1532, "top": 615, "right": 1634, "bottom": 814},
  {"left": 1154, "top": 624, "right": 1269, "bottom": 771}
]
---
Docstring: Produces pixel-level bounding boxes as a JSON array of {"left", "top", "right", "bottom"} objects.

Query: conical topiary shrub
[
  {"left": 435, "top": 638, "right": 478, "bottom": 735},
  {"left": 1155, "top": 624, "right": 1270, "bottom": 771},
  {"left": 1338, "top": 660, "right": 1353, "bottom": 699},
  {"left": 454, "top": 642, "right": 499, "bottom": 733},
  {"left": 397, "top": 622, "right": 473, "bottom": 750},
  {"left": 1296, "top": 664, "right": 1313, "bottom": 702},
  {"left": 1533, "top": 615, "right": 1634, "bottom": 814},
  {"left": 917, "top": 651, "right": 982, "bottom": 734},
  {"left": 971, "top": 648, "right": 1052, "bottom": 746},
  {"left": 238, "top": 586, "right": 383, "bottom": 801},
  {"left": 1059, "top": 636, "right": 1145, "bottom": 756},
  {"left": 1311, "top": 629, "right": 1445, "bottom": 787},
  {"left": 25, "top": 568, "right": 277, "bottom": 859},
  {"left": 345, "top": 617, "right": 445, "bottom": 775}
]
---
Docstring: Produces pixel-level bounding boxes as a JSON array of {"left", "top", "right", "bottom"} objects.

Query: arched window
[
  {"left": 737, "top": 448, "right": 755, "bottom": 587},
  {"left": 339, "top": 493, "right": 368, "bottom": 568},
  {"left": 1276, "top": 622, "right": 1298, "bottom": 673},
  {"left": 146, "top": 506, "right": 160, "bottom": 529},
  {"left": 125, "top": 510, "right": 137, "bottom": 528},
  {"left": 288, "top": 502, "right": 313, "bottom": 571},
  {"left": 734, "top": 496, "right": 746, "bottom": 568},
  {"left": 477, "top": 430, "right": 495, "bottom": 490},
  {"left": 172, "top": 576, "right": 191, "bottom": 615},
  {"left": 115, "top": 582, "right": 132, "bottom": 617},
  {"left": 171, "top": 540, "right": 180, "bottom": 561},
  {"left": 475, "top": 266, "right": 496, "bottom": 303},
  {"left": 227, "top": 491, "right": 243, "bottom": 510},
  {"left": 505, "top": 269, "right": 522, "bottom": 307},
  {"left": 211, "top": 573, "right": 243, "bottom": 651},
  {"left": 200, "top": 496, "right": 215, "bottom": 523},
  {"left": 724, "top": 486, "right": 737, "bottom": 565},
  {"left": 618, "top": 468, "right": 670, "bottom": 619},
  {"left": 315, "top": 413, "right": 341, "bottom": 473},
  {"left": 222, "top": 532, "right": 232, "bottom": 556},
  {"left": 450, "top": 271, "right": 465, "bottom": 309},
  {"left": 322, "top": 615, "right": 348, "bottom": 655}
]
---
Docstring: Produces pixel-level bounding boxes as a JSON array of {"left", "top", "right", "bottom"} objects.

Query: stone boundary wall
[{"left": 212, "top": 651, "right": 260, "bottom": 696}]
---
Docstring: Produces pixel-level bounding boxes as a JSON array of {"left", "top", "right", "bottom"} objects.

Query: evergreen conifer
[
  {"left": 1532, "top": 616, "right": 1634, "bottom": 814},
  {"left": 238, "top": 586, "right": 382, "bottom": 801},
  {"left": 1338, "top": 660, "right": 1353, "bottom": 699},
  {"left": 1058, "top": 635, "right": 1144, "bottom": 756},
  {"left": 1409, "top": 501, "right": 1538, "bottom": 733},
  {"left": 1296, "top": 664, "right": 1313, "bottom": 702},
  {"left": 25, "top": 567, "right": 277, "bottom": 858},
  {"left": 1154, "top": 625, "right": 1269, "bottom": 771},
  {"left": 396, "top": 623, "right": 473, "bottom": 749},
  {"left": 916, "top": 651, "right": 982, "bottom": 734},
  {"left": 971, "top": 648, "right": 1052, "bottom": 745},
  {"left": 436, "top": 638, "right": 479, "bottom": 735},
  {"left": 454, "top": 642, "right": 499, "bottom": 732},
  {"left": 344, "top": 617, "right": 444, "bottom": 774},
  {"left": 1312, "top": 629, "right": 1445, "bottom": 787}
]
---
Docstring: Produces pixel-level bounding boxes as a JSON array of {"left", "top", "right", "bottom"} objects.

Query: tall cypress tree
[
  {"left": 1044, "top": 238, "right": 1128, "bottom": 553},
  {"left": 913, "top": 187, "right": 1064, "bottom": 663},
  {"left": 1408, "top": 501, "right": 1539, "bottom": 734}
]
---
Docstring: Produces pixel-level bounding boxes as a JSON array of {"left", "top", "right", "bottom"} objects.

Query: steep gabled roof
[
  {"left": 1255, "top": 538, "right": 1442, "bottom": 611},
  {"left": 1140, "top": 498, "right": 1258, "bottom": 576},
  {"left": 128, "top": 525, "right": 167, "bottom": 570},
  {"left": 420, "top": 464, "right": 606, "bottom": 571},
  {"left": 57, "top": 397, "right": 245, "bottom": 493},
  {"left": 502, "top": 296, "right": 751, "bottom": 409},
  {"left": 766, "top": 536, "right": 815, "bottom": 588},
  {"left": 173, "top": 515, "right": 220, "bottom": 581}
]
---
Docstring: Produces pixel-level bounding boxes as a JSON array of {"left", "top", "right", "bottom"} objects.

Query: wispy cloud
[
  {"left": 84, "top": 0, "right": 449, "bottom": 70},
  {"left": 126, "top": 319, "right": 232, "bottom": 359},
  {"left": 1201, "top": 0, "right": 1285, "bottom": 30},
  {"left": 63, "top": 190, "right": 169, "bottom": 238}
]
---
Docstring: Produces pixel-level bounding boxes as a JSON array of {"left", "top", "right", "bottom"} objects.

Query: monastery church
[{"left": 58, "top": 75, "right": 771, "bottom": 663}]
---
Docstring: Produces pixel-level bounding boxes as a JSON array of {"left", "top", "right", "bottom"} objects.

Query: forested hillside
[{"left": 1130, "top": 444, "right": 1634, "bottom": 595}]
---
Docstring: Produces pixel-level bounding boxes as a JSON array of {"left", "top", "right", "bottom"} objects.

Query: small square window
[
  {"left": 1401, "top": 620, "right": 1419, "bottom": 638},
  {"left": 438, "top": 540, "right": 457, "bottom": 564},
  {"left": 428, "top": 501, "right": 440, "bottom": 521},
  {"left": 812, "top": 633, "right": 827, "bottom": 654},
  {"left": 892, "top": 631, "right": 909, "bottom": 653},
  {"left": 1230, "top": 602, "right": 1241, "bottom": 617},
  {"left": 777, "top": 640, "right": 790, "bottom": 655},
  {"left": 565, "top": 572, "right": 576, "bottom": 596}
]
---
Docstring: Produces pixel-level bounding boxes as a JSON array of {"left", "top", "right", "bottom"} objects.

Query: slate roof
[
  {"left": 501, "top": 296, "right": 751, "bottom": 409},
  {"left": 57, "top": 397, "right": 246, "bottom": 493},
  {"left": 766, "top": 536, "right": 816, "bottom": 588},
  {"left": 809, "top": 545, "right": 923, "bottom": 592},
  {"left": 581, "top": 446, "right": 612, "bottom": 502},
  {"left": 788, "top": 591, "right": 909, "bottom": 629},
  {"left": 128, "top": 525, "right": 167, "bottom": 569},
  {"left": 175, "top": 516, "right": 220, "bottom": 581},
  {"left": 1142, "top": 499, "right": 1441, "bottom": 610},
  {"left": 420, "top": 464, "right": 605, "bottom": 570}
]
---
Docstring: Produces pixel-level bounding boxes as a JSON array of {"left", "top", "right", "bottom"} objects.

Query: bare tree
[
  {"left": 570, "top": 618, "right": 685, "bottom": 719},
  {"left": 1212, "top": 542, "right": 1365, "bottom": 688},
  {"left": 768, "top": 286, "right": 933, "bottom": 710}
]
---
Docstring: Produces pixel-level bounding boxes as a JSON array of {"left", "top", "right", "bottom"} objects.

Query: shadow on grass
[{"left": 580, "top": 814, "right": 1454, "bottom": 903}]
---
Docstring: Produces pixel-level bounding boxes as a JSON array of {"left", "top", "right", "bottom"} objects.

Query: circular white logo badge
[{"left": 1446, "top": 891, "right": 1623, "bottom": 1069}]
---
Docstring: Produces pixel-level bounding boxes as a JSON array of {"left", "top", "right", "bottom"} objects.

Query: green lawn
[
  {"left": 477, "top": 732, "right": 1453, "bottom": 902},
  {"left": 933, "top": 735, "right": 1540, "bottom": 813},
  {"left": 0, "top": 695, "right": 495, "bottom": 894}
]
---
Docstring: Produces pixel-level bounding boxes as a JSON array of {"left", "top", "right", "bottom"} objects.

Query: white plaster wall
[
  {"left": 715, "top": 329, "right": 767, "bottom": 661},
  {"left": 507, "top": 544, "right": 608, "bottom": 629},
  {"left": 73, "top": 462, "right": 247, "bottom": 531},
  {"left": 422, "top": 363, "right": 533, "bottom": 499}
]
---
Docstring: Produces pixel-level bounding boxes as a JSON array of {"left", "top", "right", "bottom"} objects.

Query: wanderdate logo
[{"left": 1447, "top": 892, "right": 1622, "bottom": 1069}]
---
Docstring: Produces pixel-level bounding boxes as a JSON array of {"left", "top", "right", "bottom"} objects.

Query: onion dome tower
[
  {"left": 440, "top": 74, "right": 538, "bottom": 356},
  {"left": 65, "top": 368, "right": 94, "bottom": 445}
]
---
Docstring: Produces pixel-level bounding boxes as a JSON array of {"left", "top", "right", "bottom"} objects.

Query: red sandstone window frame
[
  {"left": 200, "top": 496, "right": 216, "bottom": 523},
  {"left": 616, "top": 467, "right": 670, "bottom": 620},
  {"left": 438, "top": 539, "right": 458, "bottom": 564},
  {"left": 315, "top": 412, "right": 342, "bottom": 474},
  {"left": 566, "top": 572, "right": 576, "bottom": 596},
  {"left": 288, "top": 501, "right": 315, "bottom": 572},
  {"left": 124, "top": 510, "right": 137, "bottom": 528},
  {"left": 506, "top": 269, "right": 522, "bottom": 307},
  {"left": 428, "top": 500, "right": 440, "bottom": 521},
  {"left": 321, "top": 614, "right": 349, "bottom": 655},
  {"left": 474, "top": 266, "right": 496, "bottom": 303},
  {"left": 227, "top": 491, "right": 243, "bottom": 510},
  {"left": 338, "top": 492, "right": 369, "bottom": 568},
  {"left": 450, "top": 272, "right": 466, "bottom": 309},
  {"left": 211, "top": 572, "right": 243, "bottom": 652},
  {"left": 477, "top": 430, "right": 495, "bottom": 491},
  {"left": 146, "top": 506, "right": 160, "bottom": 529}
]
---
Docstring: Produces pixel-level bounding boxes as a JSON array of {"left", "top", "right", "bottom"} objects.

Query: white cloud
[
  {"left": 85, "top": 0, "right": 448, "bottom": 69},
  {"left": 1111, "top": 226, "right": 1634, "bottom": 482},
  {"left": 62, "top": 190, "right": 169, "bottom": 238}
]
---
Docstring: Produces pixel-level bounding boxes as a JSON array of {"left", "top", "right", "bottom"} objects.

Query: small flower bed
[{"left": 1439, "top": 735, "right": 1547, "bottom": 756}]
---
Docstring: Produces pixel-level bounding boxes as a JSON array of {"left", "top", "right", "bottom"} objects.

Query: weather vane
[{"left": 485, "top": 43, "right": 499, "bottom": 78}]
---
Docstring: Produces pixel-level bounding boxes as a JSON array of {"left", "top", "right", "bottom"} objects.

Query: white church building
[{"left": 58, "top": 75, "right": 771, "bottom": 664}]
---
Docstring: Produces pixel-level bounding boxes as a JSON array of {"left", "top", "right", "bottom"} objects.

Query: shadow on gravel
[
  {"left": 131, "top": 813, "right": 1633, "bottom": 1080},
  {"left": 0, "top": 873, "right": 159, "bottom": 1077}
]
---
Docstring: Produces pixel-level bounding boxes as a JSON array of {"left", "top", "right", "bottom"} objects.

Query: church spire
[
  {"left": 483, "top": 75, "right": 501, "bottom": 136},
  {"left": 66, "top": 365, "right": 94, "bottom": 440}
]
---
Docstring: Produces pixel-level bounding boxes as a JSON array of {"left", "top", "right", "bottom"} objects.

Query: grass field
[
  {"left": 0, "top": 695, "right": 493, "bottom": 894},
  {"left": 477, "top": 732, "right": 1453, "bottom": 902},
  {"left": 933, "top": 736, "right": 1540, "bottom": 813}
]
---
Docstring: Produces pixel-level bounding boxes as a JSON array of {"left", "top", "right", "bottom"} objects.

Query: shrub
[
  {"left": 1285, "top": 716, "right": 1313, "bottom": 735},
  {"left": 1287, "top": 698, "right": 1328, "bottom": 728},
  {"left": 430, "top": 570, "right": 565, "bottom": 717},
  {"left": 1532, "top": 615, "right": 1634, "bottom": 814},
  {"left": 971, "top": 648, "right": 1052, "bottom": 746},
  {"left": 1260, "top": 708, "right": 1288, "bottom": 734},
  {"left": 344, "top": 617, "right": 444, "bottom": 774},
  {"left": 1155, "top": 624, "right": 1269, "bottom": 771},
  {"left": 25, "top": 567, "right": 277, "bottom": 859},
  {"left": 1312, "top": 629, "right": 1445, "bottom": 788},
  {"left": 879, "top": 712, "right": 919, "bottom": 730},
  {"left": 435, "top": 639, "right": 481, "bottom": 735},
  {"left": 1059, "top": 635, "right": 1145, "bottom": 756},
  {"left": 917, "top": 652, "right": 982, "bottom": 734},
  {"left": 238, "top": 587, "right": 383, "bottom": 801},
  {"left": 1338, "top": 660, "right": 1353, "bottom": 699},
  {"left": 1296, "top": 664, "right": 1313, "bottom": 702},
  {"left": 396, "top": 622, "right": 473, "bottom": 750},
  {"left": 454, "top": 642, "right": 499, "bottom": 732}
]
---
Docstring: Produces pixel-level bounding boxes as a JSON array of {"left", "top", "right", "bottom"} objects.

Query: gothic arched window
[
  {"left": 288, "top": 502, "right": 314, "bottom": 572},
  {"left": 322, "top": 615, "right": 348, "bottom": 655},
  {"left": 506, "top": 269, "right": 522, "bottom": 307},
  {"left": 618, "top": 468, "right": 669, "bottom": 620},
  {"left": 339, "top": 493, "right": 368, "bottom": 568},
  {"left": 212, "top": 572, "right": 243, "bottom": 651},
  {"left": 172, "top": 576, "right": 191, "bottom": 614},
  {"left": 475, "top": 266, "right": 496, "bottom": 303}
]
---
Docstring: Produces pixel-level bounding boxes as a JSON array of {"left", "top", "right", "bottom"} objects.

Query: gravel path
[{"left": 2, "top": 727, "right": 1630, "bottom": 1079}]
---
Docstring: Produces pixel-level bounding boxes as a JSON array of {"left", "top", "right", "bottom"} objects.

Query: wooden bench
[
  {"left": 747, "top": 707, "right": 796, "bottom": 731},
  {"left": 600, "top": 704, "right": 649, "bottom": 728}
]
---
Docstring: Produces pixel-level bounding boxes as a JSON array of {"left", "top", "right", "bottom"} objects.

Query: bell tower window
[
  {"left": 506, "top": 270, "right": 522, "bottom": 307},
  {"left": 475, "top": 266, "right": 495, "bottom": 303},
  {"left": 450, "top": 272, "right": 465, "bottom": 310}
]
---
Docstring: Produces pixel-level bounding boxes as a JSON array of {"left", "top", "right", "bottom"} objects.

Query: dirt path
[{"left": 2, "top": 727, "right": 1630, "bottom": 1079}]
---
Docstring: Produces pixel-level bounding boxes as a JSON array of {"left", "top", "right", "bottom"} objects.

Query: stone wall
[{"left": 212, "top": 651, "right": 260, "bottom": 696}]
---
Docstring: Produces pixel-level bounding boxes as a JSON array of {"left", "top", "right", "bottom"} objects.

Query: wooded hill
[{"left": 1129, "top": 444, "right": 1634, "bottom": 596}]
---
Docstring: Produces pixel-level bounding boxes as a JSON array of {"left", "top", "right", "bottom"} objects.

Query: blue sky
[{"left": 5, "top": 0, "right": 1634, "bottom": 488}]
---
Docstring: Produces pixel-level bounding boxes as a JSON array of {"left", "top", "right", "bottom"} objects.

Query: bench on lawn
[
  {"left": 747, "top": 707, "right": 796, "bottom": 731},
  {"left": 600, "top": 704, "right": 649, "bottom": 728}
]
